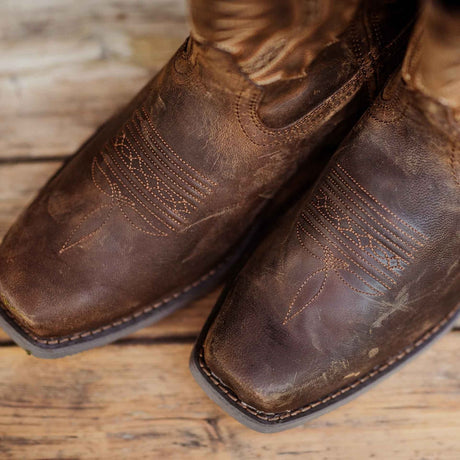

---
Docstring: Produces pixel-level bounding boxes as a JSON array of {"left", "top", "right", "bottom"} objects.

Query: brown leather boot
[
  {"left": 191, "top": 0, "right": 460, "bottom": 432},
  {"left": 0, "top": 0, "right": 416, "bottom": 358}
]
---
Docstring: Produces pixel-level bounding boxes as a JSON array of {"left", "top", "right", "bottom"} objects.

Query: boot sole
[{"left": 190, "top": 298, "right": 459, "bottom": 433}]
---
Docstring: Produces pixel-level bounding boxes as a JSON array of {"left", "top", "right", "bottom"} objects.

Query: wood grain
[
  {"left": 0, "top": 0, "right": 187, "bottom": 160},
  {"left": 0, "top": 331, "right": 458, "bottom": 459},
  {"left": 1, "top": 1, "right": 459, "bottom": 458}
]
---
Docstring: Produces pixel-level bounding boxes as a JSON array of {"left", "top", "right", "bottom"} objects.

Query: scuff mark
[{"left": 368, "top": 347, "right": 379, "bottom": 358}]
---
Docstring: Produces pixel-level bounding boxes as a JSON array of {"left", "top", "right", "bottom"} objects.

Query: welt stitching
[
  {"left": 1, "top": 261, "right": 226, "bottom": 345},
  {"left": 199, "top": 307, "right": 458, "bottom": 422}
]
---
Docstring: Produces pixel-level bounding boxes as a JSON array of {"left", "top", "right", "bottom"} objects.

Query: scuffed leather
[
  {"left": 0, "top": 0, "right": 416, "bottom": 339},
  {"left": 202, "top": 3, "right": 460, "bottom": 415},
  {"left": 402, "top": 0, "right": 460, "bottom": 111},
  {"left": 190, "top": 0, "right": 359, "bottom": 85}
]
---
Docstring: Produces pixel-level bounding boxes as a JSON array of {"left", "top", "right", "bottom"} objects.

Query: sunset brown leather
[
  {"left": 0, "top": 0, "right": 416, "bottom": 342},
  {"left": 200, "top": 0, "right": 460, "bottom": 419}
]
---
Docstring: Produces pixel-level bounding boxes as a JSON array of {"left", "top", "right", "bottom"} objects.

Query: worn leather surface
[
  {"left": 202, "top": 1, "right": 460, "bottom": 415},
  {"left": 403, "top": 0, "right": 460, "bottom": 110},
  {"left": 0, "top": 0, "right": 416, "bottom": 340}
]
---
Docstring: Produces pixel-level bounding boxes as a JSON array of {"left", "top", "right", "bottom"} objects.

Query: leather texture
[
  {"left": 201, "top": 0, "right": 460, "bottom": 416},
  {"left": 0, "top": 0, "right": 416, "bottom": 341}
]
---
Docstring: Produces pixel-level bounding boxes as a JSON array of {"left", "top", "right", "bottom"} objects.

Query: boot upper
[
  {"left": 201, "top": 7, "right": 460, "bottom": 415},
  {"left": 0, "top": 0, "right": 416, "bottom": 340}
]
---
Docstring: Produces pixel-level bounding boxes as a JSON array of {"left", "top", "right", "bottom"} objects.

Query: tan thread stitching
[
  {"left": 283, "top": 268, "right": 329, "bottom": 324},
  {"left": 324, "top": 178, "right": 413, "bottom": 258},
  {"left": 297, "top": 220, "right": 383, "bottom": 297},
  {"left": 91, "top": 157, "right": 167, "bottom": 237},
  {"left": 235, "top": 74, "right": 362, "bottom": 147},
  {"left": 141, "top": 108, "right": 216, "bottom": 188},
  {"left": 125, "top": 123, "right": 197, "bottom": 209},
  {"left": 114, "top": 132, "right": 192, "bottom": 222},
  {"left": 303, "top": 212, "right": 395, "bottom": 289},
  {"left": 130, "top": 120, "right": 205, "bottom": 201},
  {"left": 0, "top": 260, "right": 226, "bottom": 345},
  {"left": 60, "top": 205, "right": 114, "bottom": 254},
  {"left": 329, "top": 171, "right": 423, "bottom": 251},
  {"left": 235, "top": 16, "right": 415, "bottom": 147},
  {"left": 311, "top": 187, "right": 409, "bottom": 274},
  {"left": 284, "top": 164, "right": 428, "bottom": 323},
  {"left": 102, "top": 145, "right": 180, "bottom": 228},
  {"left": 199, "top": 307, "right": 459, "bottom": 422},
  {"left": 336, "top": 164, "right": 427, "bottom": 241},
  {"left": 61, "top": 107, "right": 217, "bottom": 252},
  {"left": 285, "top": 217, "right": 385, "bottom": 324}
]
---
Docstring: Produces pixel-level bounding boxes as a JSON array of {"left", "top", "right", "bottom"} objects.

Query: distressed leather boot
[
  {"left": 0, "top": 0, "right": 416, "bottom": 358},
  {"left": 192, "top": 0, "right": 460, "bottom": 432}
]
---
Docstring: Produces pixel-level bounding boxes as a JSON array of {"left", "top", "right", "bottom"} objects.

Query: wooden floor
[{"left": 0, "top": 1, "right": 459, "bottom": 458}]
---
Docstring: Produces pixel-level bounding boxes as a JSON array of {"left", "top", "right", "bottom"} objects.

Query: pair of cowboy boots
[{"left": 0, "top": 0, "right": 458, "bottom": 432}]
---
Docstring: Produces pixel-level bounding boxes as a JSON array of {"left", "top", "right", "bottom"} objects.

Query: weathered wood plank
[
  {"left": 1, "top": 0, "right": 187, "bottom": 160},
  {"left": 0, "top": 331, "right": 458, "bottom": 459}
]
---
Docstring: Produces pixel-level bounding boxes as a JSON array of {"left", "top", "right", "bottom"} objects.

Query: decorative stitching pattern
[
  {"left": 283, "top": 163, "right": 427, "bottom": 324},
  {"left": 60, "top": 107, "right": 216, "bottom": 253},
  {"left": 235, "top": 73, "right": 363, "bottom": 147},
  {"left": 198, "top": 306, "right": 458, "bottom": 422},
  {"left": 369, "top": 72, "right": 409, "bottom": 124}
]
